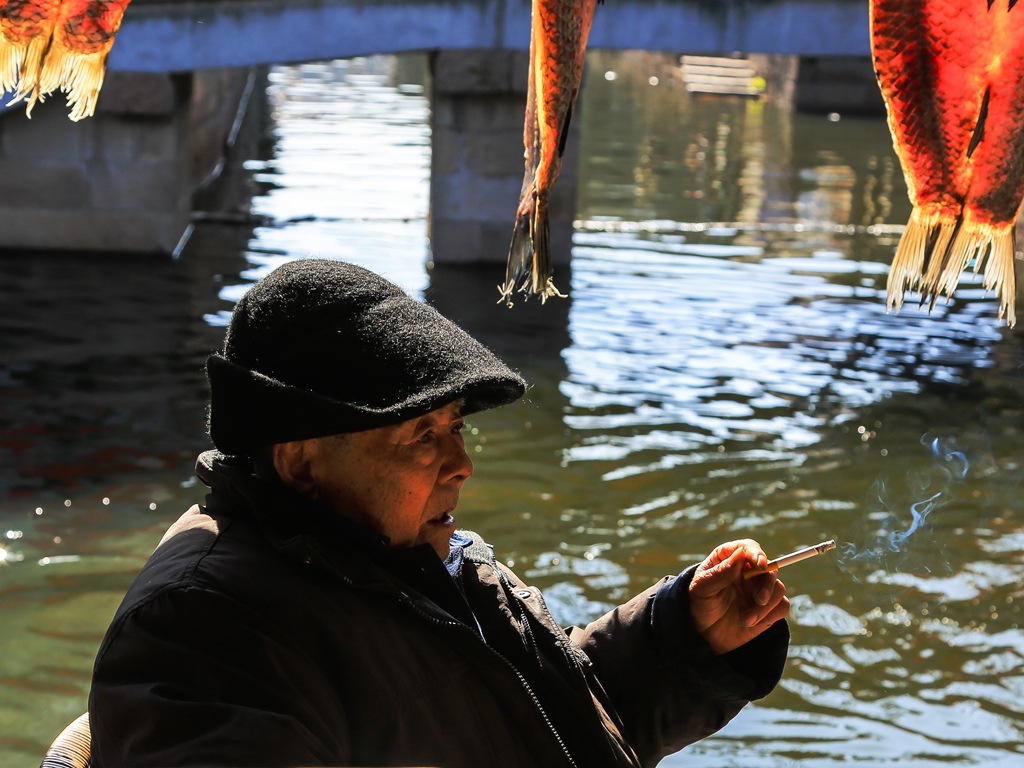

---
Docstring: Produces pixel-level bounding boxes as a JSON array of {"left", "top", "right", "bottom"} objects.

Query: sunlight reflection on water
[
  {"left": 1, "top": 51, "right": 1022, "bottom": 767},
  {"left": 215, "top": 53, "right": 1024, "bottom": 767}
]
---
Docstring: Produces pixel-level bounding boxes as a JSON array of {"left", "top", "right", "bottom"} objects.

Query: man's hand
[{"left": 689, "top": 539, "right": 790, "bottom": 655}]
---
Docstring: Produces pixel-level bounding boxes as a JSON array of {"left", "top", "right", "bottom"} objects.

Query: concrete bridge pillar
[
  {"left": 0, "top": 67, "right": 254, "bottom": 255},
  {"left": 428, "top": 49, "right": 578, "bottom": 265}
]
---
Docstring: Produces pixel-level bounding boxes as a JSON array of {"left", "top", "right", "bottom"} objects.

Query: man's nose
[{"left": 443, "top": 436, "right": 474, "bottom": 484}]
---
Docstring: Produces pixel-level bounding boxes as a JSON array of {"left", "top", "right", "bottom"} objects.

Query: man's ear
[{"left": 273, "top": 441, "right": 317, "bottom": 497}]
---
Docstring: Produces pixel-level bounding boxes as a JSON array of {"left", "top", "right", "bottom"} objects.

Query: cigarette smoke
[{"left": 837, "top": 433, "right": 968, "bottom": 581}]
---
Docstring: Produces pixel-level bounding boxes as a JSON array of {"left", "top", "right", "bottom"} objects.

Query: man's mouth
[{"left": 429, "top": 511, "right": 455, "bottom": 525}]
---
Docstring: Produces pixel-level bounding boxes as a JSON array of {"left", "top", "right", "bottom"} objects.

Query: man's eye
[
  {"left": 417, "top": 430, "right": 434, "bottom": 443},
  {"left": 452, "top": 421, "right": 465, "bottom": 434}
]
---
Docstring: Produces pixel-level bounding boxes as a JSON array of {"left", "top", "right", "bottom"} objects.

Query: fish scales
[
  {"left": 1, "top": 0, "right": 59, "bottom": 45},
  {"left": 0, "top": 0, "right": 61, "bottom": 100},
  {"left": 873, "top": 1, "right": 960, "bottom": 214},
  {"left": 873, "top": 0, "right": 1022, "bottom": 325},
  {"left": 926, "top": 0, "right": 988, "bottom": 210},
  {"left": 917, "top": 0, "right": 991, "bottom": 293},
  {"left": 942, "top": 1, "right": 1024, "bottom": 317},
  {"left": 502, "top": 0, "right": 596, "bottom": 305},
  {"left": 533, "top": 0, "right": 586, "bottom": 191},
  {"left": 873, "top": 0, "right": 987, "bottom": 299},
  {"left": 967, "top": 12, "right": 1024, "bottom": 223},
  {"left": 59, "top": 0, "right": 124, "bottom": 51},
  {"left": 872, "top": 1, "right": 947, "bottom": 299}
]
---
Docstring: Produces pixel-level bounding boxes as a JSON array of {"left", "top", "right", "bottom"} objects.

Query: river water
[{"left": 1, "top": 51, "right": 1022, "bottom": 766}]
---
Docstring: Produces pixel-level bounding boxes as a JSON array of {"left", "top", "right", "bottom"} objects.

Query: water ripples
[{"left": 1, "top": 51, "right": 1022, "bottom": 767}]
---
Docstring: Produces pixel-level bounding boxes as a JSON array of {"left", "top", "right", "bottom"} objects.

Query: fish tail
[
  {"left": 39, "top": 46, "right": 108, "bottom": 121},
  {"left": 527, "top": 195, "right": 565, "bottom": 303},
  {"left": 920, "top": 216, "right": 960, "bottom": 299},
  {"left": 919, "top": 217, "right": 1017, "bottom": 327},
  {"left": 8, "top": 35, "right": 53, "bottom": 117},
  {"left": 0, "top": 39, "right": 24, "bottom": 94},
  {"left": 980, "top": 225, "right": 1017, "bottom": 327},
  {"left": 886, "top": 208, "right": 934, "bottom": 313},
  {"left": 927, "top": 218, "right": 977, "bottom": 307},
  {"left": 499, "top": 192, "right": 565, "bottom": 306},
  {"left": 499, "top": 202, "right": 535, "bottom": 307}
]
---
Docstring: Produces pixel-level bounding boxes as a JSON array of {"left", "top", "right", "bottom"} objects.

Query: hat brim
[{"left": 206, "top": 354, "right": 525, "bottom": 455}]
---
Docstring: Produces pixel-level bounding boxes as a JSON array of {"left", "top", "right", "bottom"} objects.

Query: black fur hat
[{"left": 206, "top": 259, "right": 526, "bottom": 454}]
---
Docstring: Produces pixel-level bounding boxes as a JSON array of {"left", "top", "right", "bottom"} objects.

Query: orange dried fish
[
  {"left": 873, "top": 0, "right": 1022, "bottom": 325},
  {"left": 0, "top": 0, "right": 62, "bottom": 104},
  {"left": 39, "top": 0, "right": 131, "bottom": 119},
  {"left": 1, "top": 0, "right": 130, "bottom": 120},
  {"left": 939, "top": 7, "right": 1024, "bottom": 318},
  {"left": 501, "top": 0, "right": 597, "bottom": 304}
]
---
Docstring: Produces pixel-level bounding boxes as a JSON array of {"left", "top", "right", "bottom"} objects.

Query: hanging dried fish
[
  {"left": 501, "top": 0, "right": 598, "bottom": 305},
  {"left": 1, "top": 0, "right": 132, "bottom": 120},
  {"left": 873, "top": 0, "right": 1023, "bottom": 326}
]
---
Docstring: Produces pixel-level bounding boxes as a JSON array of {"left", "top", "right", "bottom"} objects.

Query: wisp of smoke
[{"left": 837, "top": 433, "right": 968, "bottom": 582}]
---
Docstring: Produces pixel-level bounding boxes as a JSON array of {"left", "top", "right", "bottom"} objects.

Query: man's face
[{"left": 300, "top": 401, "right": 473, "bottom": 560}]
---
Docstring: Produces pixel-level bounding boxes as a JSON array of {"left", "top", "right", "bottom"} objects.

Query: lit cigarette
[{"left": 743, "top": 539, "right": 836, "bottom": 580}]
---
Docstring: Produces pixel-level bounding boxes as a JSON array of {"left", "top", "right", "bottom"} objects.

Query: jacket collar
[
  {"left": 196, "top": 449, "right": 389, "bottom": 553},
  {"left": 194, "top": 449, "right": 476, "bottom": 612}
]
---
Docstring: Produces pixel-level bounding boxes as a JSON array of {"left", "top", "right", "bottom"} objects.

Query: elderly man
[{"left": 88, "top": 258, "right": 790, "bottom": 767}]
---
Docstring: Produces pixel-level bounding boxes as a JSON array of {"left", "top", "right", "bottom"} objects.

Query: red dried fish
[
  {"left": 501, "top": 0, "right": 597, "bottom": 304},
  {"left": 0, "top": 0, "right": 131, "bottom": 120},
  {"left": 873, "top": 0, "right": 1022, "bottom": 325}
]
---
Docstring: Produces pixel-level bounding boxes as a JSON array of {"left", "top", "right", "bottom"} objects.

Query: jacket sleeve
[
  {"left": 567, "top": 565, "right": 789, "bottom": 767},
  {"left": 89, "top": 584, "right": 348, "bottom": 768}
]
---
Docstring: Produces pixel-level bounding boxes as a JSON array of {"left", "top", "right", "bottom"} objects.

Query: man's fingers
[
  {"left": 693, "top": 540, "right": 770, "bottom": 595},
  {"left": 708, "top": 539, "right": 765, "bottom": 565},
  {"left": 747, "top": 570, "right": 779, "bottom": 605},
  {"left": 743, "top": 579, "right": 788, "bottom": 627},
  {"left": 690, "top": 551, "right": 743, "bottom": 595}
]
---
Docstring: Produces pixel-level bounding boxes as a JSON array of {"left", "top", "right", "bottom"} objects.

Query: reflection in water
[
  {"left": 580, "top": 51, "right": 905, "bottom": 233},
  {"left": 0, "top": 51, "right": 1022, "bottom": 767}
]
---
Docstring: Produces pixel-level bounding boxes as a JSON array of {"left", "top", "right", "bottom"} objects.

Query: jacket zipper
[
  {"left": 311, "top": 549, "right": 580, "bottom": 768},
  {"left": 497, "top": 568, "right": 591, "bottom": 678},
  {"left": 497, "top": 569, "right": 544, "bottom": 668},
  {"left": 415, "top": 606, "right": 580, "bottom": 768}
]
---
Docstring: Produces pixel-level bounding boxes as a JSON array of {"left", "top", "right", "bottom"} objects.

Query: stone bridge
[
  {"left": 0, "top": 0, "right": 874, "bottom": 256},
  {"left": 110, "top": 0, "right": 870, "bottom": 73}
]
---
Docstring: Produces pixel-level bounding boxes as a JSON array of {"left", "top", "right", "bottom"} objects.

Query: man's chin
[{"left": 419, "top": 512, "right": 456, "bottom": 558}]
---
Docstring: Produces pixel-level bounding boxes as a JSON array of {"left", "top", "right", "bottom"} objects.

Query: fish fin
[
  {"left": 918, "top": 216, "right": 964, "bottom": 309},
  {"left": 39, "top": 47, "right": 109, "bottom": 121},
  {"left": 530, "top": 196, "right": 550, "bottom": 296},
  {"left": 919, "top": 219, "right": 1016, "bottom": 326},
  {"left": 500, "top": 194, "right": 566, "bottom": 305},
  {"left": 928, "top": 219, "right": 978, "bottom": 307},
  {"left": 981, "top": 227, "right": 1016, "bottom": 327},
  {"left": 557, "top": 102, "right": 573, "bottom": 158},
  {"left": 966, "top": 86, "right": 990, "bottom": 159},
  {"left": 0, "top": 40, "right": 23, "bottom": 95},
  {"left": 499, "top": 206, "right": 534, "bottom": 307},
  {"left": 886, "top": 208, "right": 933, "bottom": 313},
  {"left": 6, "top": 36, "right": 53, "bottom": 117},
  {"left": 526, "top": 196, "right": 565, "bottom": 303}
]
